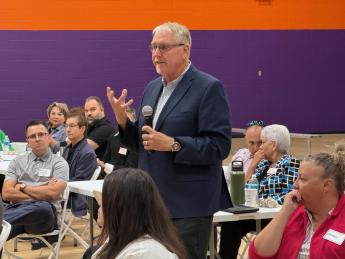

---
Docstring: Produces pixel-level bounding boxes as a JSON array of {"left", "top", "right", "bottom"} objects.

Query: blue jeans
[{"left": 4, "top": 200, "right": 57, "bottom": 240}]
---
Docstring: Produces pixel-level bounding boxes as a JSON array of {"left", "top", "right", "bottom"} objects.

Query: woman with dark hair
[
  {"left": 250, "top": 141, "right": 345, "bottom": 258},
  {"left": 89, "top": 168, "right": 187, "bottom": 259},
  {"left": 46, "top": 102, "right": 69, "bottom": 153}
]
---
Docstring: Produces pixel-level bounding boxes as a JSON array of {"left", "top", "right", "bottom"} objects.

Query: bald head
[{"left": 245, "top": 125, "right": 263, "bottom": 155}]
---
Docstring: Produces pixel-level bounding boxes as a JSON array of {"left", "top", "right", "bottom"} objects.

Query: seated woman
[
  {"left": 250, "top": 141, "right": 345, "bottom": 258},
  {"left": 86, "top": 168, "right": 187, "bottom": 259},
  {"left": 46, "top": 102, "right": 69, "bottom": 153},
  {"left": 219, "top": 124, "right": 301, "bottom": 259}
]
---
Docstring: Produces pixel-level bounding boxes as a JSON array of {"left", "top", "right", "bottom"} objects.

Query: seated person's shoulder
[
  {"left": 230, "top": 148, "right": 250, "bottom": 162},
  {"left": 50, "top": 154, "right": 69, "bottom": 180},
  {"left": 118, "top": 237, "right": 178, "bottom": 259},
  {"left": 281, "top": 154, "right": 300, "bottom": 166}
]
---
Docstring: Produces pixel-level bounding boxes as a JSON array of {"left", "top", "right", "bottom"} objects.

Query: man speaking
[{"left": 107, "top": 22, "right": 231, "bottom": 259}]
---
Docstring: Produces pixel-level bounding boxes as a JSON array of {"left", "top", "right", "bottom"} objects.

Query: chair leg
[
  {"left": 74, "top": 237, "right": 77, "bottom": 247},
  {"left": 13, "top": 237, "right": 18, "bottom": 252}
]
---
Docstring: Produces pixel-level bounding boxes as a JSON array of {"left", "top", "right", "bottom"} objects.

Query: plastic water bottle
[
  {"left": 2, "top": 135, "right": 10, "bottom": 155},
  {"left": 229, "top": 161, "right": 245, "bottom": 206},
  {"left": 245, "top": 176, "right": 259, "bottom": 207}
]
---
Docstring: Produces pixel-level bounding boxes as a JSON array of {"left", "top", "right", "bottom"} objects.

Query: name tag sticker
[
  {"left": 323, "top": 229, "right": 345, "bottom": 245},
  {"left": 118, "top": 147, "right": 127, "bottom": 155},
  {"left": 267, "top": 168, "right": 278, "bottom": 175},
  {"left": 38, "top": 168, "right": 51, "bottom": 177}
]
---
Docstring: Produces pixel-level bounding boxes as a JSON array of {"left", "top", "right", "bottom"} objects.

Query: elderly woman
[
  {"left": 219, "top": 124, "right": 301, "bottom": 259},
  {"left": 250, "top": 142, "right": 345, "bottom": 258},
  {"left": 46, "top": 102, "right": 69, "bottom": 153},
  {"left": 246, "top": 124, "right": 300, "bottom": 203}
]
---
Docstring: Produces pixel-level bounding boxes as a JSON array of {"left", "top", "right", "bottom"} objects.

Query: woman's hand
[{"left": 282, "top": 189, "right": 301, "bottom": 214}]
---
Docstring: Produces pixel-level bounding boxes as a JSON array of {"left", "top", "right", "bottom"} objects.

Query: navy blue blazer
[
  {"left": 121, "top": 65, "right": 232, "bottom": 218},
  {"left": 63, "top": 138, "right": 98, "bottom": 216}
]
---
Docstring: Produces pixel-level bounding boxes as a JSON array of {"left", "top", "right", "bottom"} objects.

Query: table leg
[
  {"left": 256, "top": 219, "right": 262, "bottom": 232},
  {"left": 88, "top": 197, "right": 94, "bottom": 245}
]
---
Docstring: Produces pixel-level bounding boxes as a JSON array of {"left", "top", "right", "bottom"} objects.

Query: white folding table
[
  {"left": 68, "top": 179, "right": 280, "bottom": 258},
  {"left": 209, "top": 207, "right": 280, "bottom": 259}
]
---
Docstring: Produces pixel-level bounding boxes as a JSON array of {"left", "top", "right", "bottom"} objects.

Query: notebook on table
[{"left": 223, "top": 205, "right": 259, "bottom": 214}]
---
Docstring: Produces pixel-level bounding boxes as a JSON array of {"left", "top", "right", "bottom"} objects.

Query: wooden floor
[
  {"left": 3, "top": 134, "right": 345, "bottom": 259},
  {"left": 4, "top": 217, "right": 101, "bottom": 259}
]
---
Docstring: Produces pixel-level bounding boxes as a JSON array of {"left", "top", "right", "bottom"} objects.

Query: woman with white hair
[
  {"left": 246, "top": 124, "right": 300, "bottom": 204},
  {"left": 220, "top": 124, "right": 300, "bottom": 259}
]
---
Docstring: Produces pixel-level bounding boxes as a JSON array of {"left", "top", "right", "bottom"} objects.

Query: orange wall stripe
[{"left": 1, "top": 0, "right": 345, "bottom": 30}]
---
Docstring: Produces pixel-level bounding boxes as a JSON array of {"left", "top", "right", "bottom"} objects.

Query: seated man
[
  {"left": 84, "top": 96, "right": 116, "bottom": 160},
  {"left": 63, "top": 109, "right": 98, "bottom": 216},
  {"left": 219, "top": 124, "right": 300, "bottom": 259},
  {"left": 2, "top": 120, "right": 69, "bottom": 241},
  {"left": 98, "top": 108, "right": 138, "bottom": 177},
  {"left": 224, "top": 120, "right": 265, "bottom": 184}
]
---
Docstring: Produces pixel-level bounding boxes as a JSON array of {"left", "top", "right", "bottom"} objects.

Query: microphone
[
  {"left": 142, "top": 105, "right": 153, "bottom": 127},
  {"left": 142, "top": 105, "right": 153, "bottom": 154}
]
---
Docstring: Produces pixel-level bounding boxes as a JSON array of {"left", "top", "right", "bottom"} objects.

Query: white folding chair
[
  {"left": 0, "top": 221, "right": 12, "bottom": 257},
  {"left": 6, "top": 187, "right": 70, "bottom": 259},
  {"left": 60, "top": 166, "right": 102, "bottom": 249},
  {"left": 238, "top": 232, "right": 256, "bottom": 259}
]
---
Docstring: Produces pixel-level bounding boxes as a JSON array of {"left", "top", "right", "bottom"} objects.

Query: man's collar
[
  {"left": 30, "top": 149, "right": 51, "bottom": 162},
  {"left": 162, "top": 61, "right": 192, "bottom": 87}
]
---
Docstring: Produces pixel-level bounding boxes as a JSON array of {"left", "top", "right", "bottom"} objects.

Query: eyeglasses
[
  {"left": 27, "top": 132, "right": 48, "bottom": 140},
  {"left": 247, "top": 120, "right": 266, "bottom": 128},
  {"left": 149, "top": 43, "right": 184, "bottom": 53},
  {"left": 65, "top": 124, "right": 80, "bottom": 129}
]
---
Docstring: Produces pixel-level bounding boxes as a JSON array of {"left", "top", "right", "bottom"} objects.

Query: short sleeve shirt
[
  {"left": 6, "top": 150, "right": 69, "bottom": 207},
  {"left": 86, "top": 117, "right": 116, "bottom": 159}
]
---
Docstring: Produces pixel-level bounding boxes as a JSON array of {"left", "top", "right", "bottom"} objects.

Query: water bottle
[
  {"left": 229, "top": 160, "right": 245, "bottom": 206},
  {"left": 2, "top": 135, "right": 10, "bottom": 155},
  {"left": 245, "top": 176, "right": 259, "bottom": 207}
]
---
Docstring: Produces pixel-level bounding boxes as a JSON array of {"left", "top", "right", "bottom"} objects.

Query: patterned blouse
[{"left": 254, "top": 154, "right": 300, "bottom": 205}]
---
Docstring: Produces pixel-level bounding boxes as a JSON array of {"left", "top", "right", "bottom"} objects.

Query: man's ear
[{"left": 182, "top": 45, "right": 190, "bottom": 61}]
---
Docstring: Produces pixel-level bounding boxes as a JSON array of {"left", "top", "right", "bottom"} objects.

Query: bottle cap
[{"left": 231, "top": 160, "right": 243, "bottom": 172}]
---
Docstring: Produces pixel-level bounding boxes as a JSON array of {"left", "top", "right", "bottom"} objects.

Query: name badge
[
  {"left": 267, "top": 168, "right": 278, "bottom": 175},
  {"left": 118, "top": 147, "right": 128, "bottom": 156},
  {"left": 323, "top": 229, "right": 345, "bottom": 245},
  {"left": 38, "top": 168, "right": 51, "bottom": 177}
]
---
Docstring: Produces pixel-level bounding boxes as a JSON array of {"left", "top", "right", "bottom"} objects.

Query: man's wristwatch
[
  {"left": 19, "top": 183, "right": 27, "bottom": 191},
  {"left": 171, "top": 139, "right": 181, "bottom": 152}
]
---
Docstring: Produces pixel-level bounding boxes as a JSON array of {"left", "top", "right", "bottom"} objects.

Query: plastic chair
[
  {"left": 7, "top": 187, "right": 70, "bottom": 259},
  {"left": 60, "top": 166, "right": 102, "bottom": 249},
  {"left": 238, "top": 232, "right": 256, "bottom": 259},
  {"left": 0, "top": 221, "right": 12, "bottom": 257}
]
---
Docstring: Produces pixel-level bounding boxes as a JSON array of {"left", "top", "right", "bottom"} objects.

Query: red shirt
[{"left": 249, "top": 194, "right": 345, "bottom": 259}]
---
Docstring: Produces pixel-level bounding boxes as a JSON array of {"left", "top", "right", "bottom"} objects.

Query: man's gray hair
[
  {"left": 153, "top": 22, "right": 192, "bottom": 47},
  {"left": 261, "top": 124, "right": 291, "bottom": 153}
]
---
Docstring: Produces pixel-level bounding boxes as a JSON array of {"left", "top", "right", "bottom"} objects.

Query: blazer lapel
[
  {"left": 155, "top": 66, "right": 195, "bottom": 131},
  {"left": 69, "top": 140, "right": 84, "bottom": 166},
  {"left": 145, "top": 82, "right": 163, "bottom": 114}
]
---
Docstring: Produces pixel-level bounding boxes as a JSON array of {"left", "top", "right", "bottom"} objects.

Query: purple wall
[{"left": 0, "top": 30, "right": 344, "bottom": 141}]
